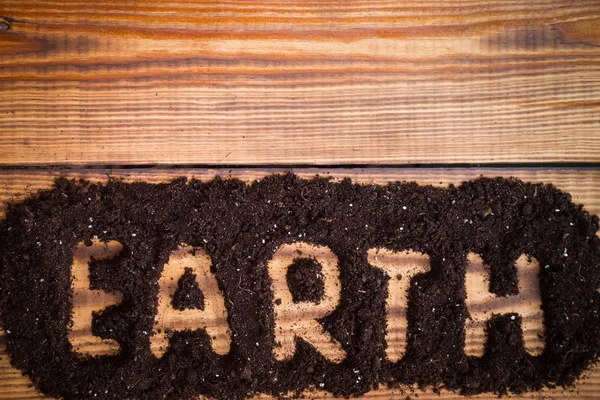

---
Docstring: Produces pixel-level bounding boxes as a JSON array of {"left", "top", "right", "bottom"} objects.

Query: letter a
[{"left": 151, "top": 244, "right": 231, "bottom": 357}]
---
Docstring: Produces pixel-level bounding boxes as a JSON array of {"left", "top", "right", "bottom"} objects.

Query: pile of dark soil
[
  {"left": 287, "top": 258, "right": 324, "bottom": 304},
  {"left": 172, "top": 268, "right": 205, "bottom": 311},
  {"left": 0, "top": 174, "right": 599, "bottom": 400}
]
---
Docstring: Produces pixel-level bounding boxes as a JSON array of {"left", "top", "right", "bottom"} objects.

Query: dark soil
[
  {"left": 0, "top": 173, "right": 599, "bottom": 400},
  {"left": 287, "top": 258, "right": 324, "bottom": 304},
  {"left": 172, "top": 268, "right": 205, "bottom": 311}
]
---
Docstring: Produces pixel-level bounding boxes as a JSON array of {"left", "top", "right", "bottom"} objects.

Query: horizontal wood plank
[
  {"left": 1, "top": 168, "right": 599, "bottom": 399},
  {"left": 0, "top": 1, "right": 600, "bottom": 165}
]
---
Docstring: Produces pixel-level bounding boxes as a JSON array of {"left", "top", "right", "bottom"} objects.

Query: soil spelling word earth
[{"left": 1, "top": 174, "right": 599, "bottom": 400}]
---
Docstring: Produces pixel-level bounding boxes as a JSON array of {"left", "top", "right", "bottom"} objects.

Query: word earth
[{"left": 71, "top": 240, "right": 544, "bottom": 364}]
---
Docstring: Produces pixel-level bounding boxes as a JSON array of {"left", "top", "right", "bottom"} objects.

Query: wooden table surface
[{"left": 1, "top": 1, "right": 599, "bottom": 399}]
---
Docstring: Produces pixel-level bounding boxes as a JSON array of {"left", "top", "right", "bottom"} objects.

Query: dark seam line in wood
[{"left": 0, "top": 163, "right": 599, "bottom": 171}]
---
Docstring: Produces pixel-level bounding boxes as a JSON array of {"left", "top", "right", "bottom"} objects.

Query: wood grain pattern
[
  {"left": 1, "top": 1, "right": 600, "bottom": 165},
  {"left": 1, "top": 168, "right": 599, "bottom": 399}
]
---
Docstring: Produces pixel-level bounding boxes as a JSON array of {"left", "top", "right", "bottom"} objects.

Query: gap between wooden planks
[
  {"left": 0, "top": 168, "right": 600, "bottom": 399},
  {"left": 1, "top": 1, "right": 600, "bottom": 165}
]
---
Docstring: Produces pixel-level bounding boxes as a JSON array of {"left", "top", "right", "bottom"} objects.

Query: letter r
[{"left": 268, "top": 242, "right": 346, "bottom": 363}]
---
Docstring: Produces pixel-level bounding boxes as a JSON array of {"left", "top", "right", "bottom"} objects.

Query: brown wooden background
[{"left": 1, "top": 0, "right": 599, "bottom": 398}]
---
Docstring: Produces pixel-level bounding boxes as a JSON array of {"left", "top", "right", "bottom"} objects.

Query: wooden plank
[
  {"left": 1, "top": 1, "right": 600, "bottom": 166},
  {"left": 0, "top": 168, "right": 599, "bottom": 399}
]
